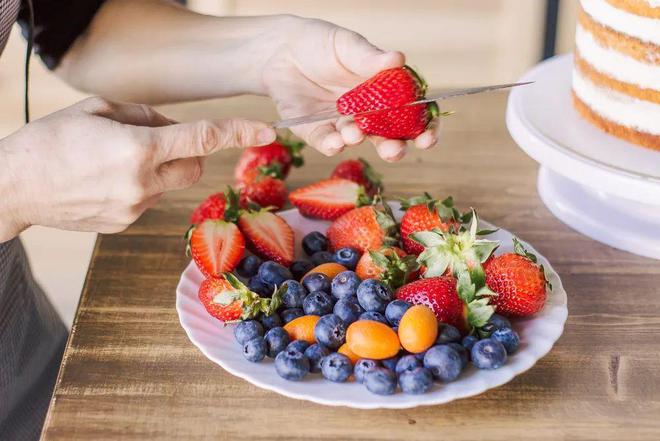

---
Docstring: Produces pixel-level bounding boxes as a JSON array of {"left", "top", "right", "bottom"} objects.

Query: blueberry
[
  {"left": 462, "top": 335, "right": 478, "bottom": 352},
  {"left": 414, "top": 350, "right": 427, "bottom": 361},
  {"left": 314, "top": 314, "right": 346, "bottom": 349},
  {"left": 301, "top": 272, "right": 331, "bottom": 294},
  {"left": 364, "top": 368, "right": 397, "bottom": 395},
  {"left": 491, "top": 327, "right": 520, "bottom": 354},
  {"left": 486, "top": 314, "right": 512, "bottom": 332},
  {"left": 274, "top": 348, "right": 310, "bottom": 381},
  {"left": 311, "top": 250, "right": 334, "bottom": 266},
  {"left": 436, "top": 324, "right": 462, "bottom": 344},
  {"left": 333, "top": 297, "right": 364, "bottom": 325},
  {"left": 290, "top": 260, "right": 314, "bottom": 281},
  {"left": 303, "top": 291, "right": 334, "bottom": 316},
  {"left": 302, "top": 231, "right": 328, "bottom": 256},
  {"left": 446, "top": 342, "right": 469, "bottom": 369},
  {"left": 385, "top": 300, "right": 411, "bottom": 327},
  {"left": 381, "top": 354, "right": 400, "bottom": 372},
  {"left": 356, "top": 279, "right": 392, "bottom": 312},
  {"left": 287, "top": 340, "right": 310, "bottom": 353},
  {"left": 359, "top": 311, "right": 388, "bottom": 325},
  {"left": 354, "top": 359, "right": 380, "bottom": 384},
  {"left": 248, "top": 277, "right": 274, "bottom": 297},
  {"left": 321, "top": 353, "right": 353, "bottom": 383},
  {"left": 423, "top": 345, "right": 462, "bottom": 382},
  {"left": 258, "top": 261, "right": 293, "bottom": 287},
  {"left": 395, "top": 354, "right": 421, "bottom": 375},
  {"left": 260, "top": 312, "right": 282, "bottom": 330},
  {"left": 243, "top": 337, "right": 267, "bottom": 362},
  {"left": 236, "top": 255, "right": 262, "bottom": 278},
  {"left": 399, "top": 367, "right": 434, "bottom": 395},
  {"left": 280, "top": 308, "right": 304, "bottom": 324},
  {"left": 281, "top": 280, "right": 307, "bottom": 309},
  {"left": 304, "top": 344, "right": 330, "bottom": 373},
  {"left": 264, "top": 327, "right": 289, "bottom": 358},
  {"left": 234, "top": 320, "right": 264, "bottom": 345},
  {"left": 471, "top": 338, "right": 507, "bottom": 369},
  {"left": 331, "top": 271, "right": 361, "bottom": 300},
  {"left": 333, "top": 247, "right": 360, "bottom": 270}
]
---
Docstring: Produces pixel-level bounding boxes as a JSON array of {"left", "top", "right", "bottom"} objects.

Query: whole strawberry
[
  {"left": 483, "top": 238, "right": 549, "bottom": 317},
  {"left": 330, "top": 158, "right": 383, "bottom": 196},
  {"left": 190, "top": 192, "right": 226, "bottom": 225},
  {"left": 289, "top": 178, "right": 371, "bottom": 220},
  {"left": 198, "top": 273, "right": 282, "bottom": 323},
  {"left": 239, "top": 165, "right": 287, "bottom": 210},
  {"left": 336, "top": 66, "right": 439, "bottom": 140},
  {"left": 399, "top": 194, "right": 461, "bottom": 255},
  {"left": 327, "top": 203, "right": 398, "bottom": 253},
  {"left": 234, "top": 139, "right": 304, "bottom": 183},
  {"left": 355, "top": 246, "right": 419, "bottom": 289}
]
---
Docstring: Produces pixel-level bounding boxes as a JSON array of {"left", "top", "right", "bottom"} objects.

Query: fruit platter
[{"left": 175, "top": 133, "right": 568, "bottom": 408}]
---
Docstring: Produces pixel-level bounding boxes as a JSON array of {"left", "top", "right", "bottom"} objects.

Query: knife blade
[{"left": 271, "top": 81, "right": 533, "bottom": 129}]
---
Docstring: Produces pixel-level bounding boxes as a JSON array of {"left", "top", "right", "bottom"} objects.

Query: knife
[{"left": 272, "top": 81, "right": 533, "bottom": 129}]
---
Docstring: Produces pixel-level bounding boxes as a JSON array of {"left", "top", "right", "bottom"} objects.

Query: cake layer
[
  {"left": 572, "top": 68, "right": 660, "bottom": 137},
  {"left": 580, "top": 0, "right": 660, "bottom": 45},
  {"left": 578, "top": 9, "right": 659, "bottom": 64},
  {"left": 573, "top": 92, "right": 660, "bottom": 150},
  {"left": 575, "top": 25, "right": 660, "bottom": 93},
  {"left": 605, "top": 0, "right": 660, "bottom": 18}
]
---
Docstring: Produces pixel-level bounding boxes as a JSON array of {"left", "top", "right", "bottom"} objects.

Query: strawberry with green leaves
[
  {"left": 198, "top": 273, "right": 283, "bottom": 323},
  {"left": 399, "top": 194, "right": 462, "bottom": 255},
  {"left": 239, "top": 164, "right": 287, "bottom": 210},
  {"left": 288, "top": 178, "right": 371, "bottom": 220},
  {"left": 355, "top": 246, "right": 419, "bottom": 289},
  {"left": 234, "top": 138, "right": 304, "bottom": 183},
  {"left": 330, "top": 158, "right": 383, "bottom": 196},
  {"left": 327, "top": 200, "right": 399, "bottom": 254}
]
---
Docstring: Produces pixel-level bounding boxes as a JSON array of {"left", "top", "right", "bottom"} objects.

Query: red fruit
[
  {"left": 336, "top": 66, "right": 438, "bottom": 140},
  {"left": 355, "top": 247, "right": 419, "bottom": 289},
  {"left": 327, "top": 205, "right": 398, "bottom": 253},
  {"left": 239, "top": 166, "right": 287, "bottom": 210},
  {"left": 396, "top": 277, "right": 469, "bottom": 334},
  {"left": 234, "top": 139, "right": 304, "bottom": 183},
  {"left": 186, "top": 220, "right": 245, "bottom": 278},
  {"left": 400, "top": 195, "right": 460, "bottom": 255},
  {"left": 237, "top": 209, "right": 295, "bottom": 266},
  {"left": 190, "top": 192, "right": 226, "bottom": 224},
  {"left": 484, "top": 252, "right": 547, "bottom": 317},
  {"left": 198, "top": 273, "right": 283, "bottom": 322},
  {"left": 288, "top": 178, "right": 368, "bottom": 220},
  {"left": 330, "top": 158, "right": 383, "bottom": 196}
]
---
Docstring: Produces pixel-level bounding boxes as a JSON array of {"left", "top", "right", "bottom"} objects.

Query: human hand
[
  {"left": 263, "top": 17, "right": 438, "bottom": 161},
  {"left": 0, "top": 97, "right": 275, "bottom": 240}
]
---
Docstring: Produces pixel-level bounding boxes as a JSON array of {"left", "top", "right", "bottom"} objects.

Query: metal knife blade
[{"left": 271, "top": 81, "right": 533, "bottom": 129}]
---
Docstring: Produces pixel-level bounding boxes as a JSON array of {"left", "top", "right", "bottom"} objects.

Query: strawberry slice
[
  {"left": 288, "top": 178, "right": 369, "bottom": 220},
  {"left": 237, "top": 209, "right": 295, "bottom": 266},
  {"left": 186, "top": 220, "right": 245, "bottom": 278}
]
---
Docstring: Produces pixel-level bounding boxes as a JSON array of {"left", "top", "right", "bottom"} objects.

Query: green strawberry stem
[
  {"left": 358, "top": 158, "right": 383, "bottom": 192},
  {"left": 223, "top": 272, "right": 283, "bottom": 321},
  {"left": 278, "top": 135, "right": 305, "bottom": 168},
  {"left": 369, "top": 249, "right": 419, "bottom": 290}
]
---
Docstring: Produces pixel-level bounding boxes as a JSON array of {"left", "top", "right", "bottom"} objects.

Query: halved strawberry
[
  {"left": 326, "top": 203, "right": 398, "bottom": 253},
  {"left": 198, "top": 273, "right": 282, "bottom": 323},
  {"left": 330, "top": 158, "right": 383, "bottom": 196},
  {"left": 355, "top": 246, "right": 419, "bottom": 289},
  {"left": 237, "top": 209, "right": 295, "bottom": 266},
  {"left": 234, "top": 138, "right": 304, "bottom": 183},
  {"left": 399, "top": 194, "right": 461, "bottom": 255},
  {"left": 190, "top": 192, "right": 226, "bottom": 224},
  {"left": 288, "top": 178, "right": 370, "bottom": 220},
  {"left": 186, "top": 220, "right": 245, "bottom": 278}
]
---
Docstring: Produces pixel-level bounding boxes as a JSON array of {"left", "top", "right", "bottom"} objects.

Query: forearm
[
  {"left": 0, "top": 137, "right": 29, "bottom": 242},
  {"left": 57, "top": 0, "right": 293, "bottom": 104}
]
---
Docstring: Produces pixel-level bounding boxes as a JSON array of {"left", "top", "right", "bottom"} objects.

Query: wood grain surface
[{"left": 41, "top": 93, "right": 660, "bottom": 440}]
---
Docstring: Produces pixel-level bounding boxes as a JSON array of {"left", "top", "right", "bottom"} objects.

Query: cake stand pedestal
[{"left": 506, "top": 54, "right": 660, "bottom": 259}]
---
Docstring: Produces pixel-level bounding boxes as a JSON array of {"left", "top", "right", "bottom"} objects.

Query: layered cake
[{"left": 572, "top": 0, "right": 660, "bottom": 150}]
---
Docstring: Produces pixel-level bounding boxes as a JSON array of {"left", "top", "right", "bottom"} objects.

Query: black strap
[{"left": 24, "top": 0, "right": 34, "bottom": 123}]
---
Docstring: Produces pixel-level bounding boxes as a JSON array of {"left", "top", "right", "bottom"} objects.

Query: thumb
[
  {"left": 334, "top": 28, "right": 405, "bottom": 78},
  {"left": 150, "top": 118, "right": 276, "bottom": 162}
]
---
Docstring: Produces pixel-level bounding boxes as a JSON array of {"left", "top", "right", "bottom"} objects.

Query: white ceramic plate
[{"left": 176, "top": 205, "right": 568, "bottom": 409}]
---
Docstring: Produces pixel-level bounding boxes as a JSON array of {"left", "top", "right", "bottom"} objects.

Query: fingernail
[{"left": 256, "top": 128, "right": 276, "bottom": 145}]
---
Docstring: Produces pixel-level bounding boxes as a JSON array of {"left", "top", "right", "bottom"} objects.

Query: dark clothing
[{"left": 0, "top": 1, "right": 104, "bottom": 440}]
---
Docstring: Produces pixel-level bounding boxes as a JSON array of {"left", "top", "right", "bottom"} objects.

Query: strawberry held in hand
[
  {"left": 336, "top": 66, "right": 439, "bottom": 140},
  {"left": 288, "top": 178, "right": 371, "bottom": 220},
  {"left": 327, "top": 201, "right": 398, "bottom": 253},
  {"left": 399, "top": 194, "right": 462, "bottom": 255},
  {"left": 239, "top": 164, "right": 287, "bottom": 210},
  {"left": 186, "top": 219, "right": 245, "bottom": 278},
  {"left": 198, "top": 273, "right": 282, "bottom": 322},
  {"left": 234, "top": 138, "right": 304, "bottom": 183},
  {"left": 483, "top": 238, "right": 550, "bottom": 317},
  {"left": 330, "top": 158, "right": 383, "bottom": 196}
]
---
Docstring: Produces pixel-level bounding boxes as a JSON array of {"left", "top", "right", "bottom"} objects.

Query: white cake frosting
[
  {"left": 573, "top": 68, "right": 660, "bottom": 135},
  {"left": 580, "top": 0, "right": 660, "bottom": 45},
  {"left": 575, "top": 25, "right": 660, "bottom": 90}
]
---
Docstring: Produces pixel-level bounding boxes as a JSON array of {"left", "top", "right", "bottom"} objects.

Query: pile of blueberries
[{"left": 232, "top": 231, "right": 521, "bottom": 396}]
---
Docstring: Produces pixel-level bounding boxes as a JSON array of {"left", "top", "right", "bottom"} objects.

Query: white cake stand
[{"left": 506, "top": 54, "right": 660, "bottom": 259}]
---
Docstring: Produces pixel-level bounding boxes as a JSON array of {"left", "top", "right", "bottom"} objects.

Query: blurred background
[{"left": 0, "top": 0, "right": 578, "bottom": 328}]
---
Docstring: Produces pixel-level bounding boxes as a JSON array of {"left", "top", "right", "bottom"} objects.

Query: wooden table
[{"left": 41, "top": 93, "right": 660, "bottom": 440}]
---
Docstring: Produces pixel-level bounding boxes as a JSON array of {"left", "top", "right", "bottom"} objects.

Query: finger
[
  {"left": 295, "top": 122, "right": 345, "bottom": 156},
  {"left": 81, "top": 97, "right": 174, "bottom": 127},
  {"left": 413, "top": 130, "right": 438, "bottom": 150},
  {"left": 157, "top": 157, "right": 204, "bottom": 191},
  {"left": 151, "top": 118, "right": 276, "bottom": 162},
  {"left": 336, "top": 118, "right": 365, "bottom": 145},
  {"left": 334, "top": 29, "right": 405, "bottom": 78},
  {"left": 370, "top": 136, "right": 407, "bottom": 162}
]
